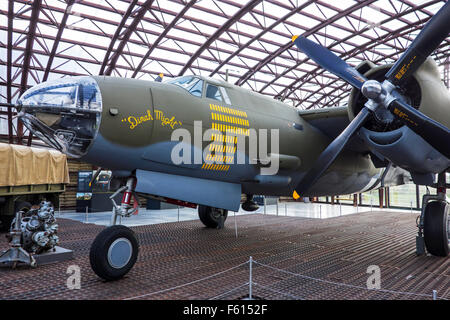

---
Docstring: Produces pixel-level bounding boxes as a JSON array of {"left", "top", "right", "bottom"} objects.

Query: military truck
[{"left": 0, "top": 143, "right": 69, "bottom": 231}]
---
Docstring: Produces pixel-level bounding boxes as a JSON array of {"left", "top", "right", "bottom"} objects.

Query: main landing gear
[
  {"left": 89, "top": 177, "right": 140, "bottom": 281},
  {"left": 198, "top": 205, "right": 228, "bottom": 229},
  {"left": 416, "top": 172, "right": 449, "bottom": 257},
  {"left": 242, "top": 194, "right": 259, "bottom": 212}
]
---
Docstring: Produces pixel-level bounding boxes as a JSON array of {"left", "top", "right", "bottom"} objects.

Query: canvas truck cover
[{"left": 0, "top": 143, "right": 70, "bottom": 186}]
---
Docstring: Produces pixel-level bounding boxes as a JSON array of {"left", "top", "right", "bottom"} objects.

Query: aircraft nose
[{"left": 18, "top": 76, "right": 103, "bottom": 157}]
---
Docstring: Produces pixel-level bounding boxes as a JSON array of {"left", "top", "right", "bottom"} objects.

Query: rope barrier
[
  {"left": 252, "top": 282, "right": 305, "bottom": 300},
  {"left": 252, "top": 260, "right": 442, "bottom": 299},
  {"left": 209, "top": 282, "right": 250, "bottom": 300},
  {"left": 123, "top": 256, "right": 446, "bottom": 300},
  {"left": 124, "top": 261, "right": 249, "bottom": 300}
]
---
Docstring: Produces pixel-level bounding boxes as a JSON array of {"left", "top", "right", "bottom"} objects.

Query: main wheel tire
[
  {"left": 89, "top": 225, "right": 139, "bottom": 281},
  {"left": 198, "top": 205, "right": 228, "bottom": 228},
  {"left": 423, "top": 201, "right": 449, "bottom": 257}
]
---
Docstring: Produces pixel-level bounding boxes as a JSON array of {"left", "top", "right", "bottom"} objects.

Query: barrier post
[
  {"left": 433, "top": 290, "right": 437, "bottom": 300},
  {"left": 263, "top": 197, "right": 266, "bottom": 215},
  {"left": 234, "top": 211, "right": 238, "bottom": 238},
  {"left": 249, "top": 256, "right": 253, "bottom": 300}
]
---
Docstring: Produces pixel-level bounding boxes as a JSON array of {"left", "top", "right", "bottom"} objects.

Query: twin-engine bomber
[{"left": 9, "top": 2, "right": 450, "bottom": 280}]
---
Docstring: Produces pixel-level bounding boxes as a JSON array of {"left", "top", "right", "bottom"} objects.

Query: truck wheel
[
  {"left": 0, "top": 215, "right": 14, "bottom": 232},
  {"left": 0, "top": 201, "right": 32, "bottom": 232},
  {"left": 424, "top": 201, "right": 449, "bottom": 257},
  {"left": 15, "top": 201, "right": 32, "bottom": 214},
  {"left": 198, "top": 205, "right": 228, "bottom": 229},
  {"left": 89, "top": 225, "right": 139, "bottom": 281}
]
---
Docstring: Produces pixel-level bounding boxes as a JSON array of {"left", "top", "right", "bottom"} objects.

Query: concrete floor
[{"left": 58, "top": 202, "right": 413, "bottom": 227}]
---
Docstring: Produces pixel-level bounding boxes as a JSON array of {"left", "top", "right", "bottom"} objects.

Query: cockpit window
[
  {"left": 20, "top": 77, "right": 102, "bottom": 111},
  {"left": 219, "top": 87, "right": 231, "bottom": 104},
  {"left": 167, "top": 76, "right": 203, "bottom": 97},
  {"left": 206, "top": 84, "right": 223, "bottom": 102},
  {"left": 189, "top": 79, "right": 203, "bottom": 97},
  {"left": 17, "top": 76, "right": 102, "bottom": 158}
]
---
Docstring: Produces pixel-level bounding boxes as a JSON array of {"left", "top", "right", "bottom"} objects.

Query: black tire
[
  {"left": 0, "top": 215, "right": 14, "bottom": 233},
  {"left": 15, "top": 201, "right": 32, "bottom": 214},
  {"left": 0, "top": 201, "right": 32, "bottom": 232},
  {"left": 89, "top": 225, "right": 139, "bottom": 281},
  {"left": 423, "top": 201, "right": 449, "bottom": 257},
  {"left": 198, "top": 205, "right": 228, "bottom": 228}
]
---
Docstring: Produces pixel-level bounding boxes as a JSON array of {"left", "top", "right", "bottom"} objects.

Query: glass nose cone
[{"left": 18, "top": 76, "right": 102, "bottom": 158}]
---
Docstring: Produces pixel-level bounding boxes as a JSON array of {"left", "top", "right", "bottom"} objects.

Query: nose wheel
[
  {"left": 90, "top": 176, "right": 140, "bottom": 281},
  {"left": 89, "top": 225, "right": 139, "bottom": 281}
]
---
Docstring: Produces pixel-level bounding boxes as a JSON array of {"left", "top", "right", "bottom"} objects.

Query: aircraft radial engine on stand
[{"left": 0, "top": 201, "right": 59, "bottom": 268}]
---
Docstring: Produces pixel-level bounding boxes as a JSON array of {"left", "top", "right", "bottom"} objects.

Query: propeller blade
[
  {"left": 295, "top": 107, "right": 371, "bottom": 195},
  {"left": 388, "top": 99, "right": 450, "bottom": 159},
  {"left": 385, "top": 2, "right": 450, "bottom": 86},
  {"left": 292, "top": 35, "right": 367, "bottom": 89}
]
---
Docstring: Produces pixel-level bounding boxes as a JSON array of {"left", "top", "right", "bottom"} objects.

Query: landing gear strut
[
  {"left": 89, "top": 176, "right": 140, "bottom": 281},
  {"left": 416, "top": 172, "right": 449, "bottom": 257},
  {"left": 242, "top": 194, "right": 259, "bottom": 212},
  {"left": 198, "top": 205, "right": 228, "bottom": 229}
]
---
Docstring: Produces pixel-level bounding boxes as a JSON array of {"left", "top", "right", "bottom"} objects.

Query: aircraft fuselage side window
[
  {"left": 206, "top": 83, "right": 223, "bottom": 102},
  {"left": 219, "top": 87, "right": 231, "bottom": 105},
  {"left": 167, "top": 76, "right": 203, "bottom": 97}
]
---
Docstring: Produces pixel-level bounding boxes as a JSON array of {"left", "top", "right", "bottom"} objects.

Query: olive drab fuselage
[{"left": 80, "top": 75, "right": 382, "bottom": 197}]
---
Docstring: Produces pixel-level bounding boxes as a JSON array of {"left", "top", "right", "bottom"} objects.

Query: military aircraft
[{"left": 8, "top": 2, "right": 449, "bottom": 280}]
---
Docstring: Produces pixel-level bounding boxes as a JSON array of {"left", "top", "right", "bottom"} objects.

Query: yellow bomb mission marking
[{"left": 122, "top": 109, "right": 182, "bottom": 130}]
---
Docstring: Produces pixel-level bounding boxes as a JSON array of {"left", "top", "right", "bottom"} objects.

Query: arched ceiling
[{"left": 0, "top": 0, "right": 449, "bottom": 144}]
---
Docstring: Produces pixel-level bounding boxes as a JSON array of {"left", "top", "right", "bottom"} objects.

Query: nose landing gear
[
  {"left": 416, "top": 172, "right": 449, "bottom": 257},
  {"left": 89, "top": 176, "right": 140, "bottom": 281}
]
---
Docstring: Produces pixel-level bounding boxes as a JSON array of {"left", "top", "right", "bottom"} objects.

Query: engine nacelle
[
  {"left": 347, "top": 58, "right": 450, "bottom": 176},
  {"left": 348, "top": 58, "right": 450, "bottom": 128}
]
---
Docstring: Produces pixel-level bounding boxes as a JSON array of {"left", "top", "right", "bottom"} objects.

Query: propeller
[{"left": 292, "top": 1, "right": 450, "bottom": 196}]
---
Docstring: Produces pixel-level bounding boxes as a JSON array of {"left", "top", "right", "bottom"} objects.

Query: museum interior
[{"left": 0, "top": 0, "right": 448, "bottom": 301}]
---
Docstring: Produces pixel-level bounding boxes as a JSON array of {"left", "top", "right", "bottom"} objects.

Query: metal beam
[
  {"left": 286, "top": 3, "right": 441, "bottom": 108},
  {"left": 19, "top": 0, "right": 42, "bottom": 95},
  {"left": 18, "top": 0, "right": 41, "bottom": 145},
  {"left": 178, "top": 0, "right": 262, "bottom": 76},
  {"left": 99, "top": 0, "right": 139, "bottom": 75},
  {"left": 42, "top": 0, "right": 75, "bottom": 82},
  {"left": 6, "top": 0, "right": 14, "bottom": 143},
  {"left": 235, "top": 0, "right": 376, "bottom": 86},
  {"left": 267, "top": 0, "right": 444, "bottom": 103},
  {"left": 209, "top": 1, "right": 314, "bottom": 77},
  {"left": 131, "top": 0, "right": 196, "bottom": 78},
  {"left": 104, "top": 0, "right": 154, "bottom": 76}
]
